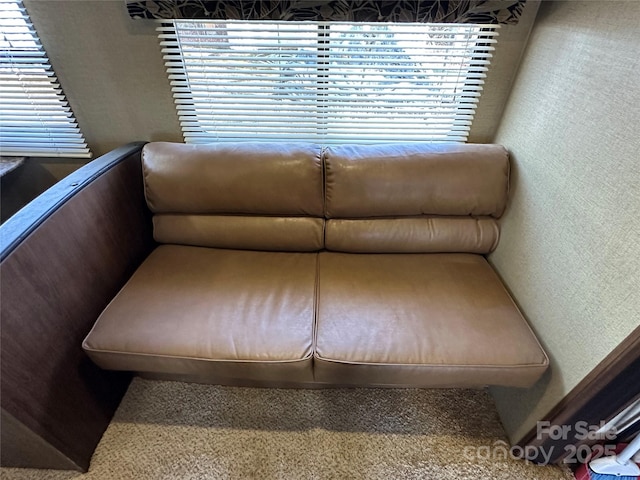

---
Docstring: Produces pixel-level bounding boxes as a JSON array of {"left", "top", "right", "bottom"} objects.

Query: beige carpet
[{"left": 2, "top": 378, "right": 574, "bottom": 479}]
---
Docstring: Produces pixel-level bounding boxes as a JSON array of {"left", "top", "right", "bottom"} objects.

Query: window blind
[
  {"left": 0, "top": 0, "right": 90, "bottom": 158},
  {"left": 159, "top": 21, "right": 499, "bottom": 144}
]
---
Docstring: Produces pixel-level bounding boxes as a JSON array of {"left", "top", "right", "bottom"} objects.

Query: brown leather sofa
[{"left": 82, "top": 141, "right": 548, "bottom": 388}]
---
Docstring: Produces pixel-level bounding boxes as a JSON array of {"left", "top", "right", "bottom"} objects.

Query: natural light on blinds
[
  {"left": 159, "top": 21, "right": 499, "bottom": 144},
  {"left": 0, "top": 0, "right": 90, "bottom": 158}
]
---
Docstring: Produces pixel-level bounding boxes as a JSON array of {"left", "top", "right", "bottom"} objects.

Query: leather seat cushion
[
  {"left": 83, "top": 245, "right": 317, "bottom": 383},
  {"left": 315, "top": 252, "right": 549, "bottom": 387}
]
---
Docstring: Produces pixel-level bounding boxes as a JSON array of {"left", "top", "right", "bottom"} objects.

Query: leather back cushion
[
  {"left": 324, "top": 143, "right": 509, "bottom": 254},
  {"left": 142, "top": 142, "right": 324, "bottom": 251},
  {"left": 142, "top": 142, "right": 509, "bottom": 253},
  {"left": 153, "top": 215, "right": 324, "bottom": 252},
  {"left": 325, "top": 217, "right": 499, "bottom": 253},
  {"left": 324, "top": 143, "right": 509, "bottom": 218}
]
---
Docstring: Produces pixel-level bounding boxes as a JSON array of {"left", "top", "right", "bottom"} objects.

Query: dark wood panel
[
  {"left": 518, "top": 324, "right": 640, "bottom": 465},
  {"left": 1, "top": 409, "right": 78, "bottom": 470},
  {"left": 1, "top": 144, "right": 155, "bottom": 470}
]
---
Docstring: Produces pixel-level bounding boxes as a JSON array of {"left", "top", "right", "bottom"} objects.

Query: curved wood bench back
[{"left": 0, "top": 142, "right": 154, "bottom": 470}]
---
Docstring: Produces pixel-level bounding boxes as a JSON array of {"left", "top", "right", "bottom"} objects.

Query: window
[
  {"left": 159, "top": 21, "right": 498, "bottom": 144},
  {"left": 0, "top": 0, "right": 90, "bottom": 157}
]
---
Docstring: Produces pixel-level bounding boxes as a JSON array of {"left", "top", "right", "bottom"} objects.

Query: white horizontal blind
[
  {"left": 0, "top": 0, "right": 90, "bottom": 157},
  {"left": 159, "top": 21, "right": 499, "bottom": 144}
]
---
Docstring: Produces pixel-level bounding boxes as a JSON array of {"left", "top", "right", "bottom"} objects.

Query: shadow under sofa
[{"left": 82, "top": 141, "right": 549, "bottom": 389}]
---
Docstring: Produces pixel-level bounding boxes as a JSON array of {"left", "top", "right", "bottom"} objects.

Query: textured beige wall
[
  {"left": 24, "top": 0, "right": 182, "bottom": 157},
  {"left": 489, "top": 1, "right": 640, "bottom": 443},
  {"left": 23, "top": 0, "right": 536, "bottom": 157}
]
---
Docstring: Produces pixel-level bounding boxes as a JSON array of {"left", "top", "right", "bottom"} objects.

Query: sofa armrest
[{"left": 0, "top": 142, "right": 155, "bottom": 471}]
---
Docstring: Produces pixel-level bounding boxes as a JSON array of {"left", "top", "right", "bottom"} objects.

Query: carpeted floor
[{"left": 1, "top": 378, "right": 574, "bottom": 479}]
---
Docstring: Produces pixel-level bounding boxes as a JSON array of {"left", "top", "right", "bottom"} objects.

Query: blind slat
[
  {"left": 0, "top": 0, "right": 91, "bottom": 157},
  {"left": 179, "top": 112, "right": 475, "bottom": 120},
  {"left": 160, "top": 20, "right": 498, "bottom": 144}
]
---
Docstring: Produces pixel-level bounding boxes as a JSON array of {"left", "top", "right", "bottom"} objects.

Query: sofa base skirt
[
  {"left": 137, "top": 371, "right": 334, "bottom": 389},
  {"left": 136, "top": 369, "right": 503, "bottom": 389},
  {"left": 136, "top": 372, "right": 486, "bottom": 390}
]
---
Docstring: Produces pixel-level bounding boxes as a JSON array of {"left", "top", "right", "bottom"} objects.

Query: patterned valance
[{"left": 126, "top": 1, "right": 526, "bottom": 25}]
